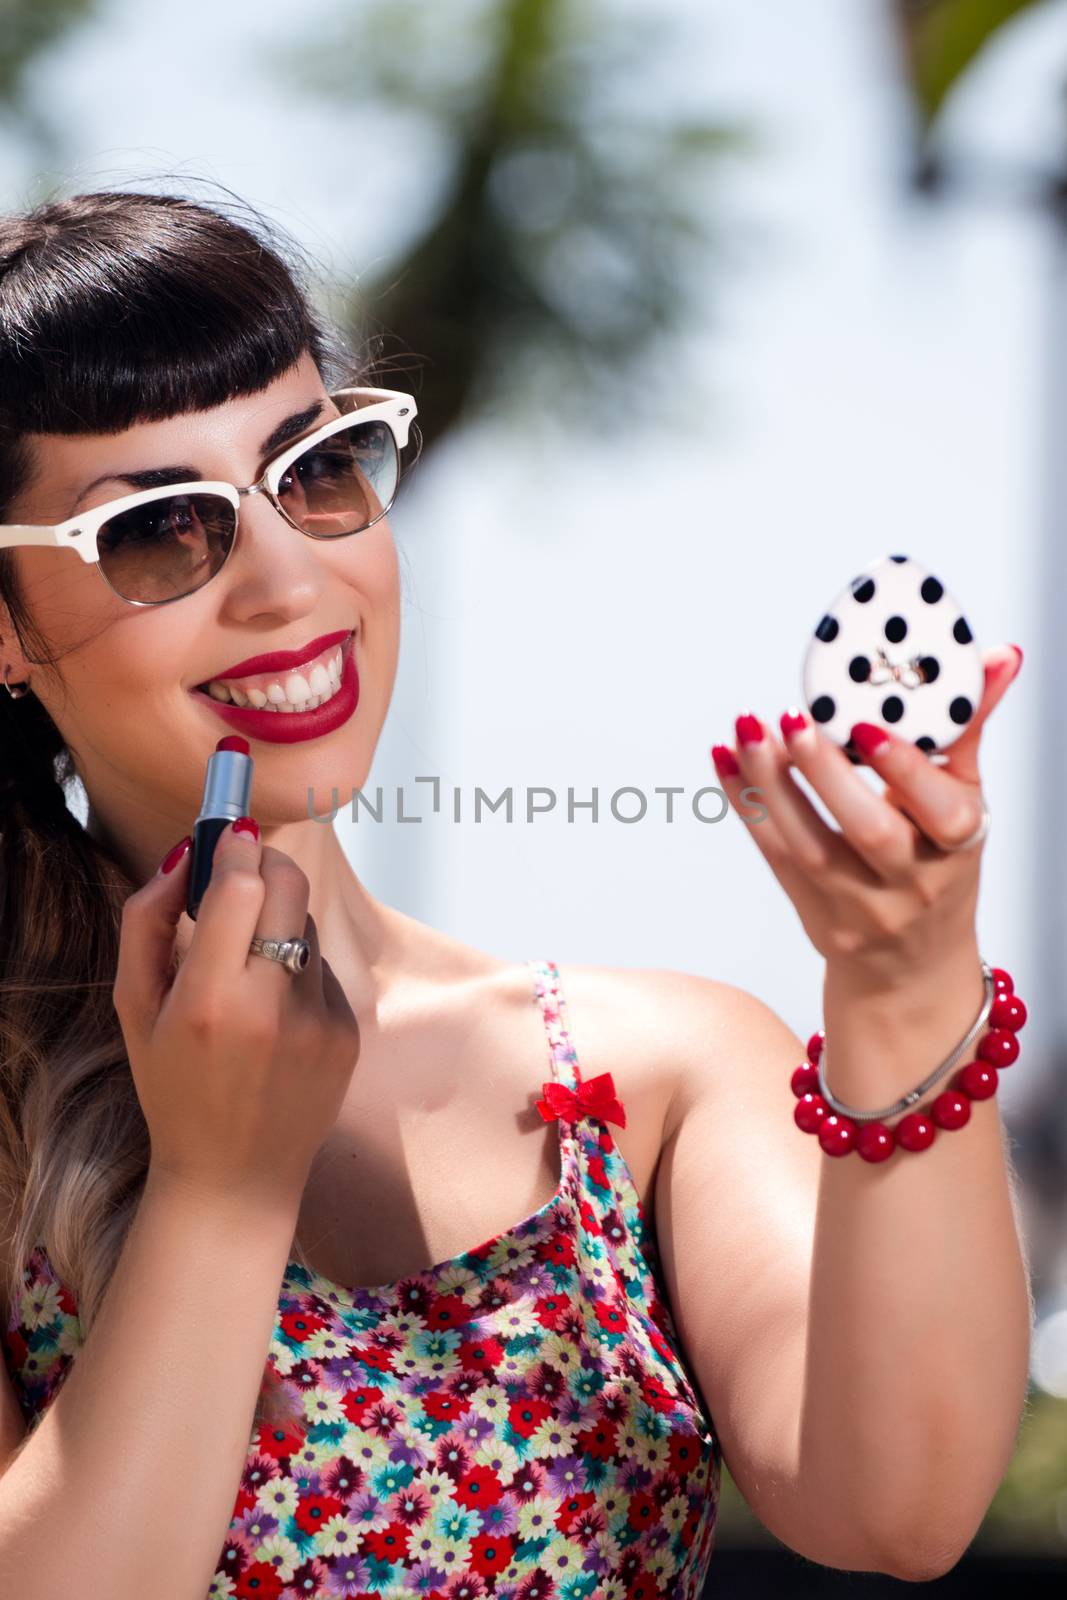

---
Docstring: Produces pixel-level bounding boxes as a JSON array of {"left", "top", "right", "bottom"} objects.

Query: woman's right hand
[{"left": 112, "top": 820, "right": 361, "bottom": 1212}]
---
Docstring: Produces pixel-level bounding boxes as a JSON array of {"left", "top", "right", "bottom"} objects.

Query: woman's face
[{"left": 2, "top": 351, "right": 401, "bottom": 862}]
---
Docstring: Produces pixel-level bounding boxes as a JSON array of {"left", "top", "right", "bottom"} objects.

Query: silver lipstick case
[{"left": 186, "top": 745, "right": 255, "bottom": 920}]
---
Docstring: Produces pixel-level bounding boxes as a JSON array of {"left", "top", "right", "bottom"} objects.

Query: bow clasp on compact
[
  {"left": 867, "top": 649, "right": 924, "bottom": 691},
  {"left": 536, "top": 1072, "right": 627, "bottom": 1129}
]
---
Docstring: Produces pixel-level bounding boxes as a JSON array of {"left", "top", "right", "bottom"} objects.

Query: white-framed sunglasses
[{"left": 0, "top": 386, "right": 417, "bottom": 607}]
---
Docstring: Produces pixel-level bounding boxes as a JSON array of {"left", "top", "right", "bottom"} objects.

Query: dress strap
[
  {"left": 527, "top": 958, "right": 582, "bottom": 1094},
  {"left": 526, "top": 960, "right": 630, "bottom": 1221},
  {"left": 527, "top": 958, "right": 629, "bottom": 1140}
]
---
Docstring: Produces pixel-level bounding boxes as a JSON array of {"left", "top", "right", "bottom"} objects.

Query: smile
[
  {"left": 190, "top": 629, "right": 360, "bottom": 745},
  {"left": 197, "top": 638, "right": 347, "bottom": 713}
]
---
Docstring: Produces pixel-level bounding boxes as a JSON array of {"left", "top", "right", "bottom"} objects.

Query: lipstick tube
[{"left": 186, "top": 735, "right": 255, "bottom": 921}]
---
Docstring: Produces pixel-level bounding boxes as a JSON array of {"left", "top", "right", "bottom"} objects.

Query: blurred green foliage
[
  {"left": 892, "top": 0, "right": 1044, "bottom": 127},
  {"left": 0, "top": 0, "right": 101, "bottom": 155},
  {"left": 984, "top": 1389, "right": 1067, "bottom": 1552},
  {"left": 270, "top": 0, "right": 744, "bottom": 452}
]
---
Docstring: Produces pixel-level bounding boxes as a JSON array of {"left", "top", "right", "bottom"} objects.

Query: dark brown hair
[{"left": 0, "top": 185, "right": 367, "bottom": 1360}]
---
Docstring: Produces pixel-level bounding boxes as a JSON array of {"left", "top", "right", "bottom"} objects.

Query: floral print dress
[{"left": 3, "top": 958, "right": 721, "bottom": 1599}]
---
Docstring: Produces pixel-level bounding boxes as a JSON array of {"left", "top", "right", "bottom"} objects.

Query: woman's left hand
[
  {"left": 709, "top": 643, "right": 1023, "bottom": 989},
  {"left": 693, "top": 641, "right": 1030, "bottom": 1573}
]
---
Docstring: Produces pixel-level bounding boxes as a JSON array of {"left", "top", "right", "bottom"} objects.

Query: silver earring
[{"left": 3, "top": 664, "right": 30, "bottom": 698}]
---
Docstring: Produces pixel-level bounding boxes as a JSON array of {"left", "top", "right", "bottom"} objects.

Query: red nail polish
[
  {"left": 735, "top": 713, "right": 763, "bottom": 746},
  {"left": 850, "top": 722, "right": 891, "bottom": 758},
  {"left": 711, "top": 744, "right": 739, "bottom": 777},
  {"left": 158, "top": 836, "right": 192, "bottom": 875},
  {"left": 1009, "top": 644, "right": 1023, "bottom": 669},
  {"left": 780, "top": 709, "right": 807, "bottom": 739},
  {"left": 232, "top": 816, "right": 260, "bottom": 841}
]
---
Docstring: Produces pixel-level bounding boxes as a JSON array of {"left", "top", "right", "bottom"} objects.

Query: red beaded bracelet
[{"left": 791, "top": 965, "right": 1025, "bottom": 1162}]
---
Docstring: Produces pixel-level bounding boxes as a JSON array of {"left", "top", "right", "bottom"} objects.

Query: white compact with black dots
[{"left": 801, "top": 553, "right": 985, "bottom": 761}]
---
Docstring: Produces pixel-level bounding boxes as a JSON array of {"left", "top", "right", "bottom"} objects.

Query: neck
[{"left": 86, "top": 799, "right": 405, "bottom": 1017}]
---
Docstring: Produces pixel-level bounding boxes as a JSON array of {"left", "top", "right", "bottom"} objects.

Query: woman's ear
[{"left": 0, "top": 603, "right": 33, "bottom": 688}]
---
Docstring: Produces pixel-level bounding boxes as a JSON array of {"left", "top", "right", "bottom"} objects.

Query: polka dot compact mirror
[{"left": 801, "top": 554, "right": 985, "bottom": 763}]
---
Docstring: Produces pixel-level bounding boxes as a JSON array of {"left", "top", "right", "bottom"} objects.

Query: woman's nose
[{"left": 219, "top": 491, "right": 326, "bottom": 618}]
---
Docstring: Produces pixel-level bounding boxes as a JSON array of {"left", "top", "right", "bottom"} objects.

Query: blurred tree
[
  {"left": 890, "top": 0, "right": 1067, "bottom": 191},
  {"left": 892, "top": 0, "right": 1041, "bottom": 129},
  {"left": 984, "top": 1391, "right": 1067, "bottom": 1553},
  {"left": 0, "top": 0, "right": 102, "bottom": 159},
  {"left": 272, "top": 0, "right": 741, "bottom": 454}
]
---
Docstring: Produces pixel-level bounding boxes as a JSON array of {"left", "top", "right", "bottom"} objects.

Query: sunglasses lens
[
  {"left": 97, "top": 492, "right": 236, "bottom": 604},
  {"left": 277, "top": 419, "right": 399, "bottom": 536}
]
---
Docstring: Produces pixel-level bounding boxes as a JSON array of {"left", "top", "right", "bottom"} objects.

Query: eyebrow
[{"left": 68, "top": 399, "right": 329, "bottom": 513}]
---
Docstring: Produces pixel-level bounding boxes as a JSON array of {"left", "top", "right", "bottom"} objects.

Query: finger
[
  {"left": 841, "top": 646, "right": 1019, "bottom": 859},
  {"left": 842, "top": 727, "right": 985, "bottom": 857},
  {"left": 297, "top": 909, "right": 324, "bottom": 998},
  {"left": 825, "top": 649, "right": 1020, "bottom": 854},
  {"left": 933, "top": 644, "right": 1022, "bottom": 784},
  {"left": 825, "top": 662, "right": 1004, "bottom": 864},
  {"left": 716, "top": 723, "right": 819, "bottom": 870},
  {"left": 870, "top": 646, "right": 1023, "bottom": 857},
  {"left": 320, "top": 953, "right": 360, "bottom": 1034},
  {"left": 775, "top": 709, "right": 920, "bottom": 879},
  {"left": 278, "top": 908, "right": 327, "bottom": 1011},
  {"left": 181, "top": 818, "right": 268, "bottom": 987},
  {"left": 710, "top": 737, "right": 832, "bottom": 905},
  {"left": 246, "top": 844, "right": 314, "bottom": 989},
  {"left": 113, "top": 833, "right": 194, "bottom": 1032},
  {"left": 731, "top": 710, "right": 902, "bottom": 883}
]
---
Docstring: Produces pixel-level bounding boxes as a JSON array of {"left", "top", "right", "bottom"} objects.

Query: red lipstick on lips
[
  {"left": 191, "top": 629, "right": 359, "bottom": 745},
  {"left": 204, "top": 629, "right": 352, "bottom": 682}
]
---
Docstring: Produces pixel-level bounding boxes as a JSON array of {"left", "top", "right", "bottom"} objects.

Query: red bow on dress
[{"left": 536, "top": 1072, "right": 627, "bottom": 1129}]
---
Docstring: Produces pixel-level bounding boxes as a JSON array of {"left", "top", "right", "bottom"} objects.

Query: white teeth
[
  {"left": 200, "top": 641, "right": 349, "bottom": 711},
  {"left": 284, "top": 672, "right": 312, "bottom": 705}
]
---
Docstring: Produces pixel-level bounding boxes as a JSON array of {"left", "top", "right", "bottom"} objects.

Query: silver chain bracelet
[{"left": 816, "top": 960, "right": 996, "bottom": 1125}]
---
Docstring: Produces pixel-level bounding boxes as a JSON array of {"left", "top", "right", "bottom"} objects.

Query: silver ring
[
  {"left": 935, "top": 799, "right": 991, "bottom": 854},
  {"left": 249, "top": 936, "right": 311, "bottom": 974}
]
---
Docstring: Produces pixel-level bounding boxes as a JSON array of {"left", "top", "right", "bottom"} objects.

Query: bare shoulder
[
  {"left": 382, "top": 917, "right": 806, "bottom": 1207},
  {"left": 516, "top": 959, "right": 805, "bottom": 1207},
  {"left": 551, "top": 961, "right": 804, "bottom": 1113}
]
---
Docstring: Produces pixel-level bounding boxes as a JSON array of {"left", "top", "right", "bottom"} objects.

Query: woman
[{"left": 0, "top": 189, "right": 1032, "bottom": 1599}]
